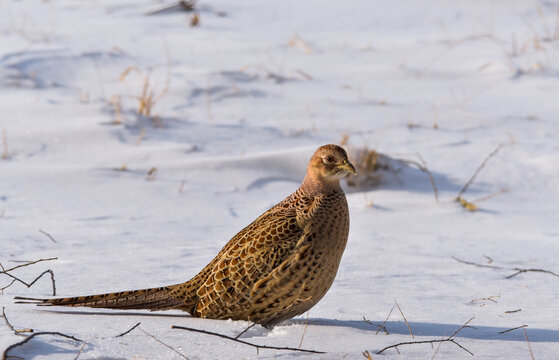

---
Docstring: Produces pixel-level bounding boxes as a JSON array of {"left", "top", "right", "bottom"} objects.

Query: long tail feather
[{"left": 15, "top": 285, "right": 187, "bottom": 311}]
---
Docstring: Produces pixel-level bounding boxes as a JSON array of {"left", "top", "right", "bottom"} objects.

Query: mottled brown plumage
[{"left": 16, "top": 144, "right": 356, "bottom": 328}]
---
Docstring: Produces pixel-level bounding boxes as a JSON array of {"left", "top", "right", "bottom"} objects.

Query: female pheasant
[{"left": 16, "top": 144, "right": 356, "bottom": 328}]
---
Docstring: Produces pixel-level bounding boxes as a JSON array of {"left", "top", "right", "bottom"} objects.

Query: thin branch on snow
[
  {"left": 1, "top": 257, "right": 58, "bottom": 273},
  {"left": 115, "top": 322, "right": 141, "bottom": 337},
  {"left": 469, "top": 294, "right": 500, "bottom": 304},
  {"left": 498, "top": 324, "right": 528, "bottom": 334},
  {"left": 171, "top": 325, "right": 326, "bottom": 354},
  {"left": 1, "top": 269, "right": 57, "bottom": 296},
  {"left": 2, "top": 307, "right": 31, "bottom": 337},
  {"left": 2, "top": 332, "right": 82, "bottom": 360},
  {"left": 234, "top": 323, "right": 256, "bottom": 339},
  {"left": 452, "top": 256, "right": 559, "bottom": 279},
  {"left": 0, "top": 257, "right": 58, "bottom": 295},
  {"left": 38, "top": 229, "right": 58, "bottom": 243},
  {"left": 375, "top": 317, "right": 475, "bottom": 356}
]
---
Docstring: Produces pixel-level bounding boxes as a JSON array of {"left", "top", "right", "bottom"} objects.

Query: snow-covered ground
[{"left": 2, "top": 0, "right": 559, "bottom": 358}]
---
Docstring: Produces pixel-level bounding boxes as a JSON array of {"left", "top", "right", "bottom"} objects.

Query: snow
[{"left": 1, "top": 0, "right": 559, "bottom": 358}]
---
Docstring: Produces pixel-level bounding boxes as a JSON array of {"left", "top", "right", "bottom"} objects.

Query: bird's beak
[{"left": 336, "top": 160, "right": 357, "bottom": 176}]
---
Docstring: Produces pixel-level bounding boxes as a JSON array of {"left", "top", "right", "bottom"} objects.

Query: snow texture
[{"left": 1, "top": 0, "right": 559, "bottom": 359}]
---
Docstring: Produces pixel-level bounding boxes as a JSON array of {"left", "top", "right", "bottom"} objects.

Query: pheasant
[{"left": 16, "top": 144, "right": 356, "bottom": 328}]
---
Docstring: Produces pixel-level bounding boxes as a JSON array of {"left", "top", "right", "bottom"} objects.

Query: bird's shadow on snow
[
  {"left": 38, "top": 310, "right": 559, "bottom": 343},
  {"left": 286, "top": 318, "right": 559, "bottom": 343}
]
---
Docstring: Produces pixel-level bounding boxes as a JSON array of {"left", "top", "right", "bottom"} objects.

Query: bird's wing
[{"left": 190, "top": 193, "right": 316, "bottom": 319}]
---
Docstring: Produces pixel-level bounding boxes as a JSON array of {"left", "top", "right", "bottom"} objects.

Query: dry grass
[
  {"left": 120, "top": 66, "right": 167, "bottom": 126},
  {"left": 108, "top": 95, "right": 123, "bottom": 125},
  {"left": 289, "top": 33, "right": 313, "bottom": 54},
  {"left": 456, "top": 144, "right": 504, "bottom": 211},
  {"left": 342, "top": 139, "right": 439, "bottom": 202}
]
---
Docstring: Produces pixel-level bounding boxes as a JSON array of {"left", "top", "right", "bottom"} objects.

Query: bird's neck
[{"left": 301, "top": 170, "right": 342, "bottom": 195}]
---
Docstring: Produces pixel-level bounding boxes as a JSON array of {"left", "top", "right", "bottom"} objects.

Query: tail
[{"left": 14, "top": 285, "right": 189, "bottom": 311}]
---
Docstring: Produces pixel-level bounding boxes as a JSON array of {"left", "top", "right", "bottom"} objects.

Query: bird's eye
[{"left": 324, "top": 155, "right": 335, "bottom": 164}]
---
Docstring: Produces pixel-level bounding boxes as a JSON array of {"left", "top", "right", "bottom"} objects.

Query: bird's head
[{"left": 305, "top": 144, "right": 356, "bottom": 190}]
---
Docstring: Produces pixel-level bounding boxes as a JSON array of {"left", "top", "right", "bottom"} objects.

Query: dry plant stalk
[
  {"left": 109, "top": 95, "right": 123, "bottom": 124},
  {"left": 375, "top": 317, "right": 475, "bottom": 356},
  {"left": 524, "top": 327, "right": 535, "bottom": 360},
  {"left": 456, "top": 143, "right": 504, "bottom": 211},
  {"left": 146, "top": 167, "right": 158, "bottom": 181},
  {"left": 119, "top": 56, "right": 170, "bottom": 126},
  {"left": 470, "top": 294, "right": 500, "bottom": 305},
  {"left": 289, "top": 33, "right": 313, "bottom": 54},
  {"left": 135, "top": 128, "right": 146, "bottom": 145},
  {"left": 190, "top": 12, "right": 200, "bottom": 27},
  {"left": 395, "top": 300, "right": 414, "bottom": 339},
  {"left": 298, "top": 312, "right": 309, "bottom": 348}
]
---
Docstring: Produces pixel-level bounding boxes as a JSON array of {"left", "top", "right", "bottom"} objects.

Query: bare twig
[
  {"left": 456, "top": 143, "right": 504, "bottom": 200},
  {"left": 172, "top": 325, "right": 325, "bottom": 354},
  {"left": 452, "top": 256, "right": 559, "bottom": 279},
  {"left": 506, "top": 268, "right": 559, "bottom": 279},
  {"left": 448, "top": 317, "right": 476, "bottom": 339},
  {"left": 376, "top": 317, "right": 475, "bottom": 356},
  {"left": 2, "top": 307, "right": 28, "bottom": 337},
  {"left": 363, "top": 316, "right": 389, "bottom": 335},
  {"left": 499, "top": 324, "right": 527, "bottom": 334},
  {"left": 452, "top": 256, "right": 503, "bottom": 270},
  {"left": 146, "top": 0, "right": 196, "bottom": 16},
  {"left": 470, "top": 294, "right": 500, "bottom": 304},
  {"left": 38, "top": 229, "right": 57, "bottom": 243},
  {"left": 505, "top": 309, "right": 522, "bottom": 314},
  {"left": 234, "top": 323, "right": 256, "bottom": 339},
  {"left": 115, "top": 322, "right": 141, "bottom": 337},
  {"left": 1, "top": 257, "right": 57, "bottom": 273},
  {"left": 139, "top": 327, "right": 189, "bottom": 359},
  {"left": 524, "top": 327, "right": 535, "bottom": 360},
  {"left": 378, "top": 305, "right": 394, "bottom": 335},
  {"left": 2, "top": 332, "right": 82, "bottom": 360},
  {"left": 395, "top": 300, "right": 414, "bottom": 339},
  {"left": 1, "top": 269, "right": 57, "bottom": 295}
]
